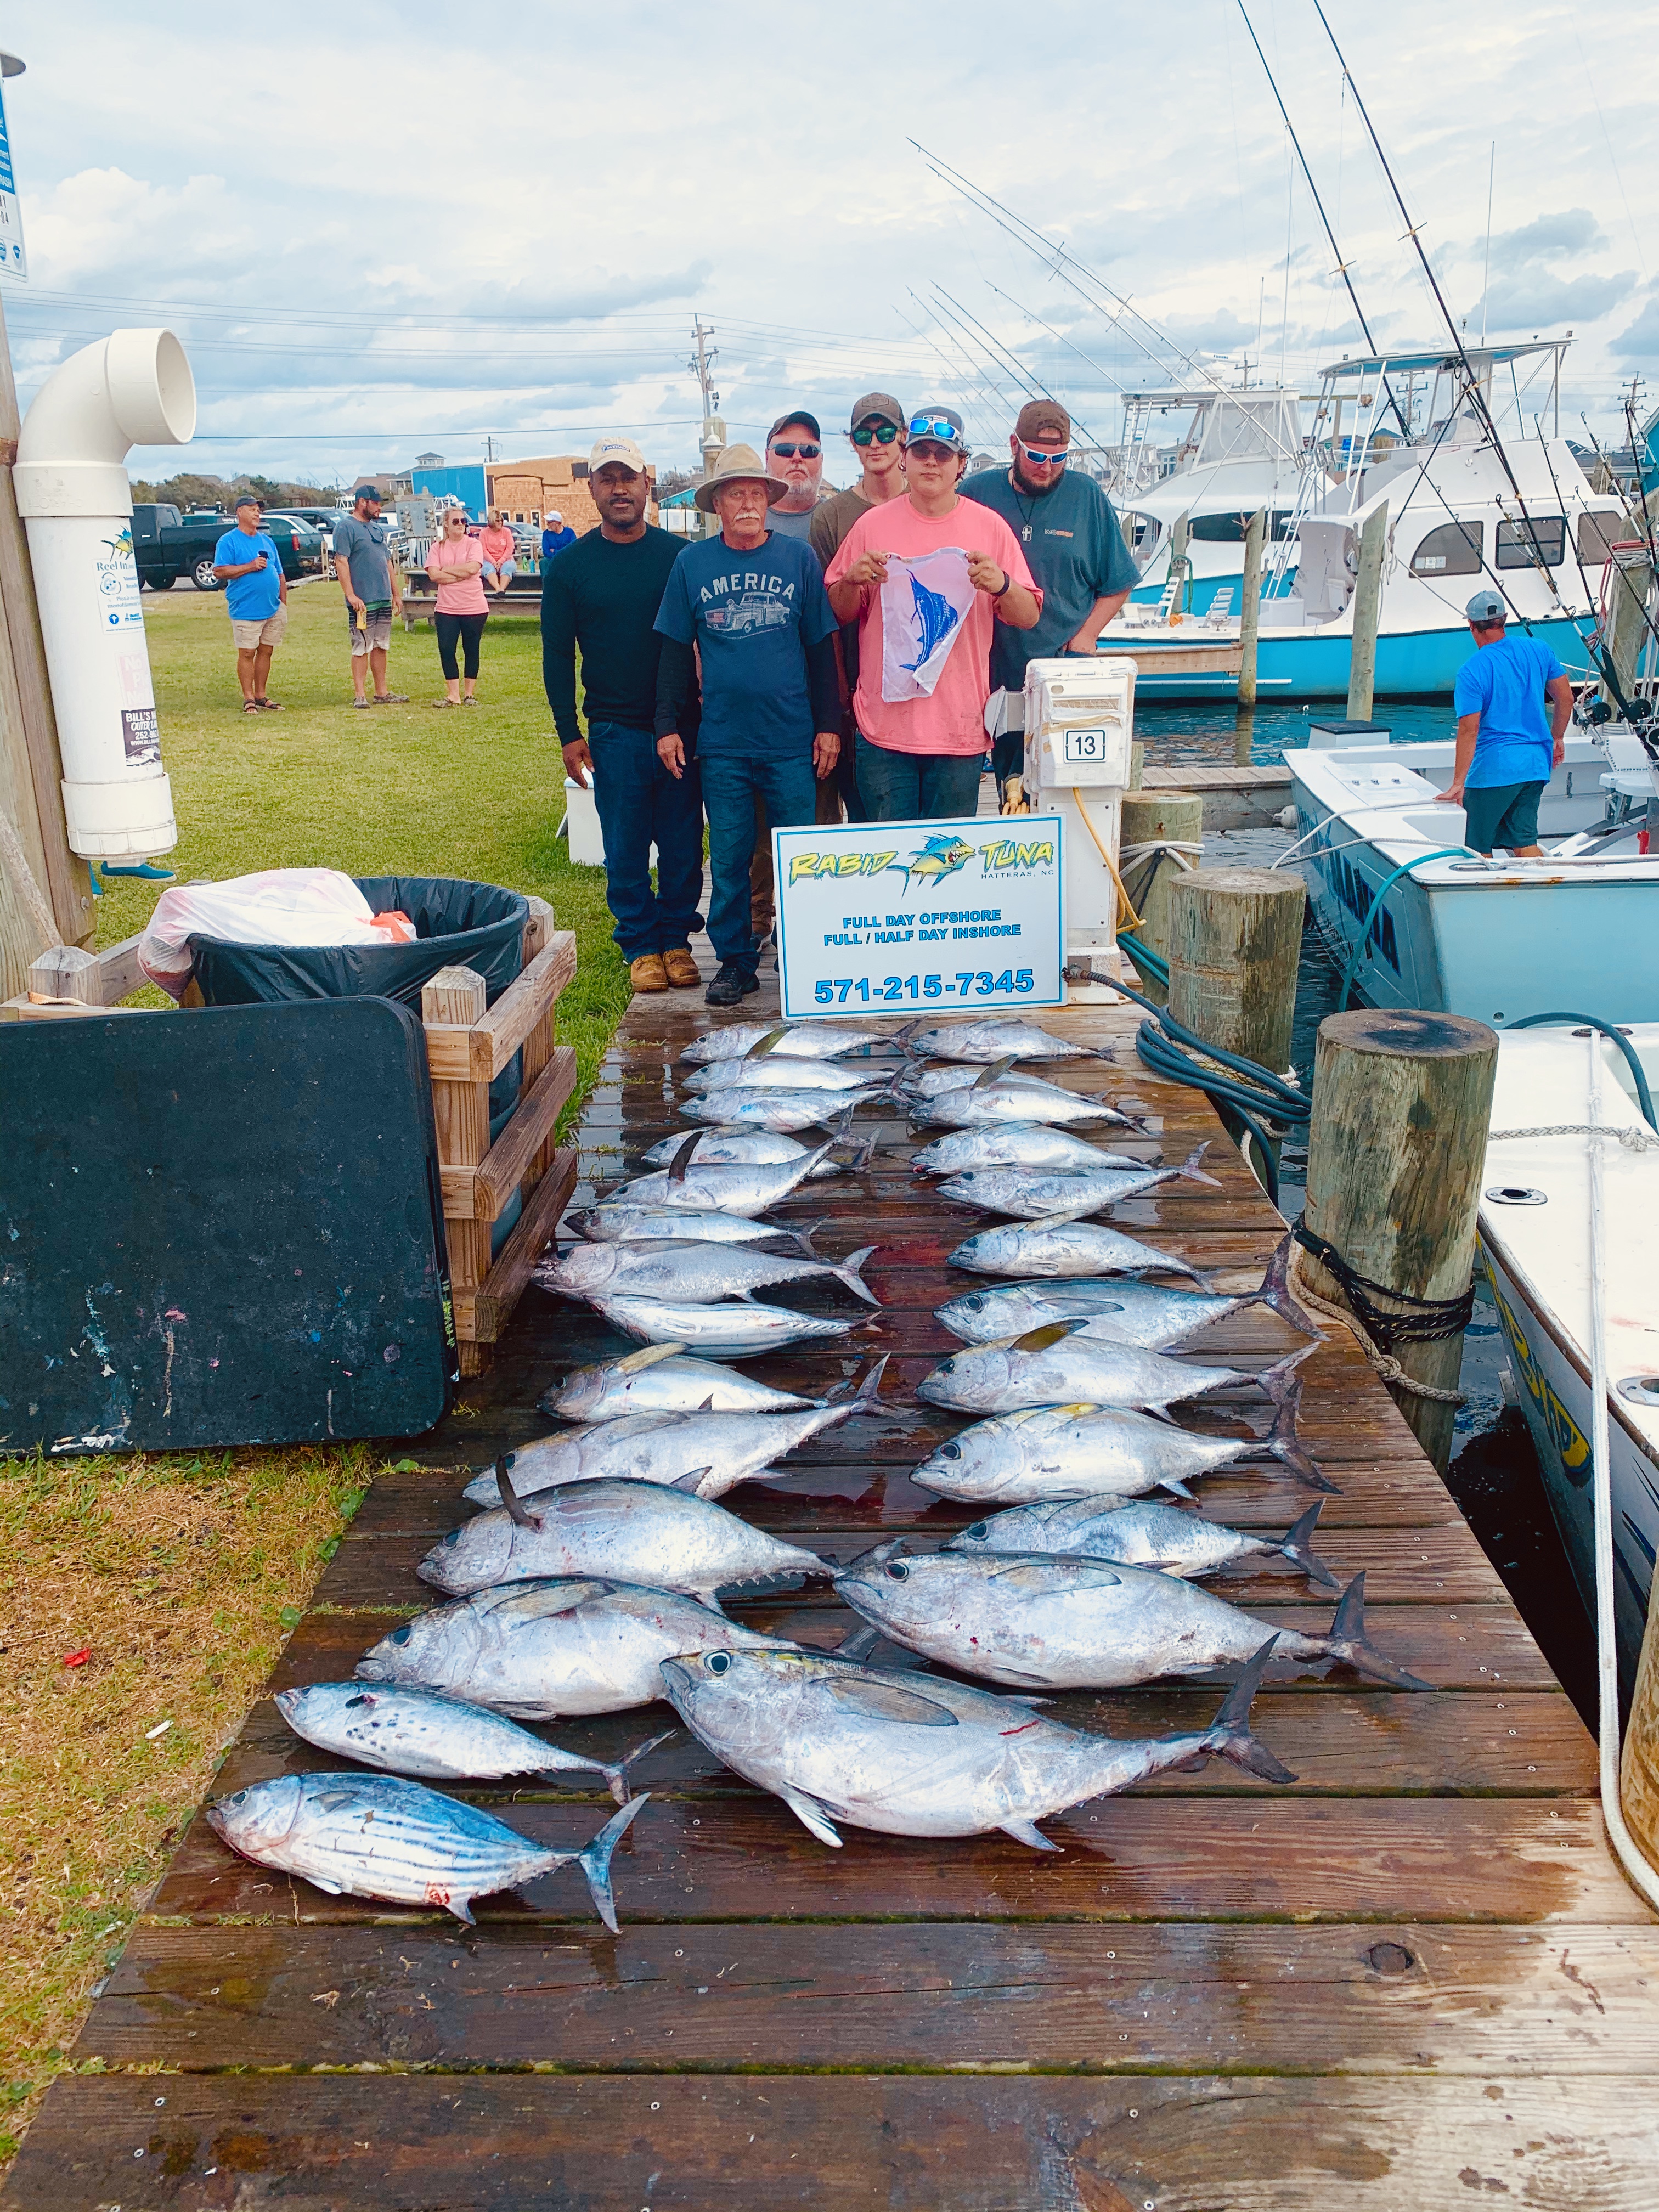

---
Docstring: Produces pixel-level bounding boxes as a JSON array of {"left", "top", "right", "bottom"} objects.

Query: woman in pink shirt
[
  {"left": 478, "top": 509, "right": 518, "bottom": 596},
  {"left": 825, "top": 404, "right": 1040, "bottom": 820},
  {"left": 425, "top": 507, "right": 490, "bottom": 706}
]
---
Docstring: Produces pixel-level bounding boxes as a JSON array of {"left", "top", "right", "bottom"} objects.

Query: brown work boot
[
  {"left": 662, "top": 946, "right": 701, "bottom": 989},
  {"left": 629, "top": 952, "right": 668, "bottom": 994}
]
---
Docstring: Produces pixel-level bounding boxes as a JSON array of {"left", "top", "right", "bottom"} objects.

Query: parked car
[
  {"left": 130, "top": 504, "right": 307, "bottom": 591},
  {"left": 260, "top": 512, "right": 326, "bottom": 573}
]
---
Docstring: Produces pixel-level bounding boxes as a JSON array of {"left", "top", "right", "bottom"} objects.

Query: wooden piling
[
  {"left": 1303, "top": 1008, "right": 1498, "bottom": 1472},
  {"left": 1167, "top": 866, "right": 1305, "bottom": 1073},
  {"left": 1622, "top": 1576, "right": 1659, "bottom": 1878},
  {"left": 1238, "top": 507, "right": 1265, "bottom": 708},
  {"left": 1119, "top": 790, "right": 1202, "bottom": 1005},
  {"left": 1346, "top": 501, "right": 1389, "bottom": 724},
  {"left": 1168, "top": 511, "right": 1190, "bottom": 622}
]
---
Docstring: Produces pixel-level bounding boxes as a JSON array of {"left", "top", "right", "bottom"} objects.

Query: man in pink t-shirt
[{"left": 825, "top": 403, "right": 1040, "bottom": 821}]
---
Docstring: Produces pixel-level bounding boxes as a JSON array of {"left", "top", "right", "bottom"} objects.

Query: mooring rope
[{"left": 1287, "top": 1224, "right": 1472, "bottom": 1406}]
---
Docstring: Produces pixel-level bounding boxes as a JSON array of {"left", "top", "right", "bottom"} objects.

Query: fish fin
[
  {"left": 1251, "top": 1231, "right": 1322, "bottom": 1339},
  {"left": 446, "top": 1895, "right": 478, "bottom": 1926},
  {"left": 842, "top": 1536, "right": 910, "bottom": 1573},
  {"left": 308, "top": 1875, "right": 345, "bottom": 1895},
  {"left": 669, "top": 1465, "right": 716, "bottom": 1494},
  {"left": 1178, "top": 1141, "right": 1222, "bottom": 1188},
  {"left": 1001, "top": 1692, "right": 1053, "bottom": 1707},
  {"left": 1203, "top": 1637, "right": 1298, "bottom": 1784},
  {"left": 698, "top": 1394, "right": 716, "bottom": 1412},
  {"left": 743, "top": 1025, "right": 790, "bottom": 1062},
  {"left": 833, "top": 1621, "right": 884, "bottom": 1660},
  {"left": 1000, "top": 1816, "right": 1063, "bottom": 1853},
  {"left": 617, "top": 1342, "right": 689, "bottom": 1373},
  {"left": 1259, "top": 1351, "right": 1341, "bottom": 1494},
  {"left": 667, "top": 1132, "right": 702, "bottom": 1184},
  {"left": 1156, "top": 1476, "right": 1197, "bottom": 1500},
  {"left": 494, "top": 1454, "right": 545, "bottom": 1532},
  {"left": 1027, "top": 1203, "right": 1105, "bottom": 1230},
  {"left": 835, "top": 1246, "right": 883, "bottom": 1307},
  {"left": 792, "top": 1219, "right": 826, "bottom": 1258},
  {"left": 972, "top": 1052, "right": 1020, "bottom": 1091},
  {"left": 1322, "top": 1573, "right": 1435, "bottom": 1691},
  {"left": 574, "top": 1795, "right": 651, "bottom": 1933},
  {"left": 1009, "top": 1317, "right": 1091, "bottom": 1353},
  {"left": 1277, "top": 1501, "right": 1340, "bottom": 1592},
  {"left": 817, "top": 1675, "right": 960, "bottom": 1727},
  {"left": 603, "top": 1729, "right": 678, "bottom": 1807},
  {"left": 700, "top": 1590, "right": 729, "bottom": 1617},
  {"left": 781, "top": 1788, "right": 844, "bottom": 1847}
]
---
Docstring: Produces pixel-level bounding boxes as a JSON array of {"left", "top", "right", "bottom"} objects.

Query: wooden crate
[{"left": 419, "top": 895, "right": 579, "bottom": 1376}]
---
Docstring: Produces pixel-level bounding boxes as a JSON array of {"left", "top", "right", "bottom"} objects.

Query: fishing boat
[
  {"left": 1105, "top": 340, "right": 1630, "bottom": 700},
  {"left": 1477, "top": 1022, "right": 1659, "bottom": 1696},
  {"left": 1283, "top": 715, "right": 1659, "bottom": 1026}
]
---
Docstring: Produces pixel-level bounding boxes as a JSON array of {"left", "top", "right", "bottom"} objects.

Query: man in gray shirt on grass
[{"left": 333, "top": 485, "right": 407, "bottom": 709}]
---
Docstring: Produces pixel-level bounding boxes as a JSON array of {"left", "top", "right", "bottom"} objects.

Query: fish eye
[
  {"left": 388, "top": 1625, "right": 412, "bottom": 1646},
  {"left": 966, "top": 1296, "right": 984, "bottom": 1311},
  {"left": 885, "top": 1560, "right": 911, "bottom": 1581},
  {"left": 941, "top": 1443, "right": 961, "bottom": 1460},
  {"left": 966, "top": 1522, "right": 988, "bottom": 1538},
  {"left": 443, "top": 1528, "right": 460, "bottom": 1546},
  {"left": 345, "top": 1694, "right": 371, "bottom": 1708},
  {"left": 707, "top": 1651, "right": 732, "bottom": 1674}
]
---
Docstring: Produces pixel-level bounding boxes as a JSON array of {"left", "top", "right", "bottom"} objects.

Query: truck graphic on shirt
[{"left": 703, "top": 591, "right": 793, "bottom": 637}]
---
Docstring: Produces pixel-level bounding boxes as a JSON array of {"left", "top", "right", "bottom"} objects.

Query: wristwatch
[{"left": 991, "top": 569, "right": 1012, "bottom": 600}]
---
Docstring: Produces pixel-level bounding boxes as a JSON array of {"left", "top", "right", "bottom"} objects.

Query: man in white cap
[
  {"left": 654, "top": 444, "right": 840, "bottom": 1006},
  {"left": 541, "top": 510, "right": 577, "bottom": 563},
  {"left": 1435, "top": 587, "right": 1573, "bottom": 856},
  {"left": 542, "top": 435, "right": 704, "bottom": 995}
]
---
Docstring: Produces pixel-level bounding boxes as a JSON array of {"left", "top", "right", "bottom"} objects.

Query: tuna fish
[
  {"left": 908, "top": 1083, "right": 1143, "bottom": 1133},
  {"left": 946, "top": 1497, "right": 1340, "bottom": 1591},
  {"left": 910, "top": 1389, "right": 1335, "bottom": 1503},
  {"left": 207, "top": 1774, "right": 648, "bottom": 1928},
  {"left": 637, "top": 1129, "right": 852, "bottom": 1179},
  {"left": 590, "top": 1290, "right": 867, "bottom": 1358},
  {"left": 911, "top": 1123, "right": 1148, "bottom": 1176},
  {"left": 605, "top": 1135, "right": 841, "bottom": 1217},
  {"left": 660, "top": 1637, "right": 1292, "bottom": 1850},
  {"left": 902, "top": 1018, "right": 1108, "bottom": 1066},
  {"left": 681, "top": 1020, "right": 892, "bottom": 1065},
  {"left": 684, "top": 1058, "right": 887, "bottom": 1095},
  {"left": 834, "top": 1549, "right": 1431, "bottom": 1692},
  {"left": 273, "top": 1682, "right": 673, "bottom": 1799},
  {"left": 357, "top": 1577, "right": 797, "bottom": 1716},
  {"left": 680, "top": 1086, "right": 891, "bottom": 1133},
  {"left": 936, "top": 1144, "right": 1219, "bottom": 1218},
  {"left": 544, "top": 1345, "right": 819, "bottom": 1421},
  {"left": 936, "top": 1235, "right": 1311, "bottom": 1351},
  {"left": 920, "top": 1324, "right": 1305, "bottom": 1414},
  {"left": 545, "top": 1235, "right": 879, "bottom": 1308},
  {"left": 566, "top": 1203, "right": 818, "bottom": 1251},
  {"left": 946, "top": 1212, "right": 1218, "bottom": 1284},
  {"left": 417, "top": 1474, "right": 828, "bottom": 1602}
]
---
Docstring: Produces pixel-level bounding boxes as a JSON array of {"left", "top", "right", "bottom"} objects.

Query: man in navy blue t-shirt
[
  {"left": 1437, "top": 588, "right": 1574, "bottom": 855},
  {"left": 654, "top": 444, "right": 839, "bottom": 1006}
]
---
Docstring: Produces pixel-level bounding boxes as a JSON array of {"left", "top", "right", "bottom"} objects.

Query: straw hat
[{"left": 694, "top": 443, "right": 789, "bottom": 513}]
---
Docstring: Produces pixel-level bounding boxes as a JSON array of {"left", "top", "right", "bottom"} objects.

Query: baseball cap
[
  {"left": 1465, "top": 588, "right": 1507, "bottom": 624},
  {"left": 549, "top": 510, "right": 563, "bottom": 524},
  {"left": 233, "top": 492, "right": 260, "bottom": 511},
  {"left": 907, "top": 403, "right": 967, "bottom": 450},
  {"left": 352, "top": 483, "right": 383, "bottom": 504},
  {"left": 849, "top": 391, "right": 905, "bottom": 433},
  {"left": 589, "top": 434, "right": 647, "bottom": 475},
  {"left": 768, "top": 410, "right": 821, "bottom": 445},
  {"left": 1015, "top": 398, "right": 1071, "bottom": 443}
]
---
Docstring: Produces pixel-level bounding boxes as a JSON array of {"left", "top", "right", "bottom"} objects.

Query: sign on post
[
  {"left": 0, "top": 78, "right": 26, "bottom": 282},
  {"left": 773, "top": 811, "right": 1064, "bottom": 1020}
]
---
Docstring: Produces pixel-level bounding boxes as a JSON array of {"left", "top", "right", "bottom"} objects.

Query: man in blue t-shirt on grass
[
  {"left": 654, "top": 443, "right": 839, "bottom": 1006},
  {"left": 1436, "top": 588, "right": 1575, "bottom": 856},
  {"left": 213, "top": 493, "right": 289, "bottom": 712}
]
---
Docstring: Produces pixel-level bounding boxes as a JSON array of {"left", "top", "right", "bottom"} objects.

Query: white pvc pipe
[{"left": 14, "top": 329, "right": 196, "bottom": 859}]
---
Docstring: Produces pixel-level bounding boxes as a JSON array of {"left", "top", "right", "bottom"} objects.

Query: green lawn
[{"left": 0, "top": 577, "right": 635, "bottom": 2165}]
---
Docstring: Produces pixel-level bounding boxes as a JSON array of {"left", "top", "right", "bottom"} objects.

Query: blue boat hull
[{"left": 1127, "top": 614, "right": 1598, "bottom": 701}]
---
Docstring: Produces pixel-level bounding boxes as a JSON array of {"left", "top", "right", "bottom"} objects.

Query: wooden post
[
  {"left": 1167, "top": 511, "right": 1190, "bottom": 623},
  {"left": 520, "top": 894, "right": 558, "bottom": 1188},
  {"left": 1128, "top": 740, "right": 1144, "bottom": 792},
  {"left": 27, "top": 943, "right": 98, "bottom": 1005},
  {"left": 1238, "top": 507, "right": 1265, "bottom": 708},
  {"left": 1167, "top": 866, "right": 1305, "bottom": 1073},
  {"left": 1346, "top": 501, "right": 1389, "bottom": 723},
  {"left": 0, "top": 806, "right": 58, "bottom": 1000},
  {"left": 1304, "top": 1008, "right": 1498, "bottom": 1472},
  {"left": 422, "top": 963, "right": 492, "bottom": 1379},
  {"left": 1622, "top": 1576, "right": 1659, "bottom": 1876},
  {"left": 1119, "top": 791, "right": 1202, "bottom": 1006},
  {"left": 1607, "top": 550, "right": 1654, "bottom": 708}
]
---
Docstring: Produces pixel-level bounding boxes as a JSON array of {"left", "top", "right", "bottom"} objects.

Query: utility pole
[{"left": 690, "top": 318, "right": 725, "bottom": 538}]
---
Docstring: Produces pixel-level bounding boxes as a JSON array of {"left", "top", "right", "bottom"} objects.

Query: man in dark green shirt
[
  {"left": 962, "top": 399, "right": 1137, "bottom": 795},
  {"left": 541, "top": 436, "right": 703, "bottom": 994}
]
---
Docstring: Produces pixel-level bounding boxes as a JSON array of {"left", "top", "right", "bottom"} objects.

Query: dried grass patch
[{"left": 0, "top": 1444, "right": 378, "bottom": 2158}]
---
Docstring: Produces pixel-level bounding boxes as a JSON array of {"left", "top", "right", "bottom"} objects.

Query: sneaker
[
  {"left": 705, "top": 961, "right": 759, "bottom": 1007},
  {"left": 629, "top": 952, "right": 669, "bottom": 994},
  {"left": 662, "top": 946, "right": 701, "bottom": 989}
]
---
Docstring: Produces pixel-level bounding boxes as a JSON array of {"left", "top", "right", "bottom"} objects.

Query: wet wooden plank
[
  {"left": 77, "top": 1921, "right": 1657, "bottom": 2075},
  {"left": 11, "top": 2071, "right": 1659, "bottom": 2212},
  {"left": 146, "top": 1794, "right": 1640, "bottom": 1927}
]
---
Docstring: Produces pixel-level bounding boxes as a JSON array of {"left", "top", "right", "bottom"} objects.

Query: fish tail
[
  {"left": 1275, "top": 1500, "right": 1340, "bottom": 1591},
  {"left": 601, "top": 1730, "right": 678, "bottom": 1807},
  {"left": 792, "top": 1218, "right": 826, "bottom": 1257},
  {"left": 834, "top": 1246, "right": 882, "bottom": 1306},
  {"left": 1322, "top": 1573, "right": 1435, "bottom": 1691},
  {"left": 1260, "top": 1352, "right": 1341, "bottom": 1494},
  {"left": 1251, "top": 1229, "right": 1322, "bottom": 1338},
  {"left": 573, "top": 1795, "right": 651, "bottom": 1933},
  {"left": 1204, "top": 1637, "right": 1297, "bottom": 1783},
  {"left": 1178, "top": 1141, "right": 1222, "bottom": 1187}
]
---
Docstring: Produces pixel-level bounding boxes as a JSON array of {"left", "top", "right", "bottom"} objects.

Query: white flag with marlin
[{"left": 881, "top": 548, "right": 975, "bottom": 702}]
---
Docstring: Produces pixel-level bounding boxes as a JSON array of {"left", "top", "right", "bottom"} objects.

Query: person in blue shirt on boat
[{"left": 1436, "top": 588, "right": 1574, "bottom": 857}]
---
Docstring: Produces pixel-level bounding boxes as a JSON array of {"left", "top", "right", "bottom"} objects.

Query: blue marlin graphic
[
  {"left": 902, "top": 571, "right": 961, "bottom": 672},
  {"left": 884, "top": 833, "right": 978, "bottom": 896}
]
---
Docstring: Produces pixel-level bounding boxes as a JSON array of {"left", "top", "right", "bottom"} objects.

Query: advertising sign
[
  {"left": 0, "top": 80, "right": 26, "bottom": 281},
  {"left": 773, "top": 811, "right": 1064, "bottom": 1020}
]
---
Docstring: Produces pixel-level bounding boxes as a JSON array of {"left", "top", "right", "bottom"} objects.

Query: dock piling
[
  {"left": 1167, "top": 866, "right": 1305, "bottom": 1074},
  {"left": 1119, "top": 791, "right": 1203, "bottom": 1006},
  {"left": 1238, "top": 506, "right": 1265, "bottom": 710},
  {"left": 1345, "top": 501, "right": 1389, "bottom": 723}
]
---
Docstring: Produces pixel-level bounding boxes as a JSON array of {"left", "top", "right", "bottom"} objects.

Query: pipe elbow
[{"left": 16, "top": 329, "right": 195, "bottom": 517}]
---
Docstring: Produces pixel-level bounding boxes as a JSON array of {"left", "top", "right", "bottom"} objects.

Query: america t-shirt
[{"left": 653, "top": 530, "right": 837, "bottom": 757}]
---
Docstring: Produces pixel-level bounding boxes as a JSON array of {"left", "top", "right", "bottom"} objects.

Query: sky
[{"left": 2, "top": 0, "right": 1654, "bottom": 490}]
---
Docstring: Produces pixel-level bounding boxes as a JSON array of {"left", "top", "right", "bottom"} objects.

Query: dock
[
  {"left": 1141, "top": 759, "right": 1293, "bottom": 832},
  {"left": 7, "top": 951, "right": 1656, "bottom": 2210}
]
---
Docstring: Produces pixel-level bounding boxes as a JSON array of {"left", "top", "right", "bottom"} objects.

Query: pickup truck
[{"left": 130, "top": 504, "right": 306, "bottom": 592}]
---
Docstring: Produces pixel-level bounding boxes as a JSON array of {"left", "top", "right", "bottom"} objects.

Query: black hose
[
  {"left": 1113, "top": 969, "right": 1312, "bottom": 1126},
  {"left": 1503, "top": 1011, "right": 1658, "bottom": 1131}
]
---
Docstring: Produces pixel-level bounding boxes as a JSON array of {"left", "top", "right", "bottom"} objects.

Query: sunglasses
[
  {"left": 909, "top": 416, "right": 962, "bottom": 444},
  {"left": 771, "top": 441, "right": 821, "bottom": 459},
  {"left": 1020, "top": 445, "right": 1070, "bottom": 466},
  {"left": 851, "top": 421, "right": 900, "bottom": 446}
]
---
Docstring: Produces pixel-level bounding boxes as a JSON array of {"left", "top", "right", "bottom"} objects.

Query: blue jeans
[
  {"left": 855, "top": 734, "right": 986, "bottom": 822},
  {"left": 701, "top": 750, "right": 817, "bottom": 971},
  {"left": 588, "top": 720, "right": 705, "bottom": 960}
]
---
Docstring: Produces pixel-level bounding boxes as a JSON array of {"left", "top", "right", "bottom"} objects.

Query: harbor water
[{"left": 1138, "top": 701, "right": 1599, "bottom": 1726}]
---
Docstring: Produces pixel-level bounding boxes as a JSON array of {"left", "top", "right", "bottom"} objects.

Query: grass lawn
[{"left": 1, "top": 577, "right": 635, "bottom": 2160}]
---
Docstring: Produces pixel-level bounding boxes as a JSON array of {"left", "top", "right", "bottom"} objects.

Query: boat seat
[{"left": 1205, "top": 588, "right": 1235, "bottom": 625}]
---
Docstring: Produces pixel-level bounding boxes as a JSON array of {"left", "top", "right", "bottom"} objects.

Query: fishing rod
[
  {"left": 898, "top": 296, "right": 1017, "bottom": 430},
  {"left": 913, "top": 291, "right": 1031, "bottom": 425},
  {"left": 1232, "top": 0, "right": 1409, "bottom": 439},
  {"left": 930, "top": 284, "right": 1113, "bottom": 453},
  {"left": 982, "top": 280, "right": 1132, "bottom": 403}
]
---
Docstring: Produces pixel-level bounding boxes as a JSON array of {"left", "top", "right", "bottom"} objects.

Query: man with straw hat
[{"left": 655, "top": 443, "right": 840, "bottom": 1007}]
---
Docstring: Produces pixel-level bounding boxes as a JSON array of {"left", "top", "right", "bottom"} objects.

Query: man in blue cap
[{"left": 1436, "top": 588, "right": 1574, "bottom": 856}]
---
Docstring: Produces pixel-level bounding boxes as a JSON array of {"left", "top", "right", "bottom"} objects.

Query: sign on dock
[
  {"left": 0, "top": 77, "right": 27, "bottom": 281},
  {"left": 772, "top": 810, "right": 1064, "bottom": 1019}
]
